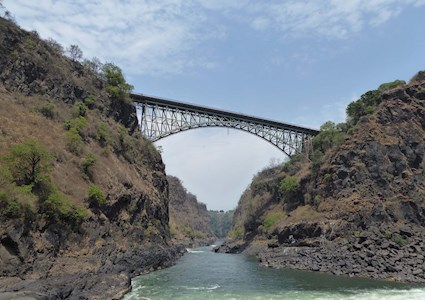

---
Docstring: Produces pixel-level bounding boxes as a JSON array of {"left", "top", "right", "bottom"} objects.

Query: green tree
[
  {"left": 102, "top": 62, "right": 133, "bottom": 99},
  {"left": 346, "top": 90, "right": 382, "bottom": 125},
  {"left": 6, "top": 140, "right": 53, "bottom": 186}
]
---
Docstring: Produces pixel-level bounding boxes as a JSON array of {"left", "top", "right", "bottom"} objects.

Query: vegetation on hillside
[
  {"left": 229, "top": 78, "right": 410, "bottom": 239},
  {"left": 0, "top": 16, "right": 161, "bottom": 234}
]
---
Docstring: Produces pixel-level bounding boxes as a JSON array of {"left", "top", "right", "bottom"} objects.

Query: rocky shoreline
[
  {"left": 0, "top": 243, "right": 186, "bottom": 299},
  {"left": 216, "top": 223, "right": 425, "bottom": 283}
]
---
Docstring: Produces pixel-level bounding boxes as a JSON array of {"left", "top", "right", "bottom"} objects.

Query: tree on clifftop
[
  {"left": 102, "top": 62, "right": 133, "bottom": 100},
  {"left": 67, "top": 44, "right": 83, "bottom": 62}
]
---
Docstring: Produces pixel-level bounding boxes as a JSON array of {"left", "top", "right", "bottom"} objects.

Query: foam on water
[{"left": 186, "top": 248, "right": 204, "bottom": 253}]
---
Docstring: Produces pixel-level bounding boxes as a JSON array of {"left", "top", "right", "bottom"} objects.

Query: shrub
[
  {"left": 228, "top": 227, "right": 244, "bottom": 239},
  {"left": 378, "top": 80, "right": 406, "bottom": 92},
  {"left": 0, "top": 186, "right": 37, "bottom": 220},
  {"left": 97, "top": 123, "right": 110, "bottom": 147},
  {"left": 66, "top": 128, "right": 84, "bottom": 155},
  {"left": 262, "top": 212, "right": 285, "bottom": 232},
  {"left": 64, "top": 116, "right": 87, "bottom": 134},
  {"left": 81, "top": 153, "right": 96, "bottom": 180},
  {"left": 84, "top": 95, "right": 96, "bottom": 109},
  {"left": 45, "top": 38, "right": 64, "bottom": 55},
  {"left": 37, "top": 103, "right": 56, "bottom": 119},
  {"left": 313, "top": 195, "right": 322, "bottom": 206},
  {"left": 145, "top": 223, "right": 161, "bottom": 239},
  {"left": 383, "top": 231, "right": 392, "bottom": 239},
  {"left": 392, "top": 233, "right": 407, "bottom": 245},
  {"left": 282, "top": 153, "right": 302, "bottom": 174},
  {"left": 43, "top": 191, "right": 88, "bottom": 226},
  {"left": 280, "top": 176, "right": 298, "bottom": 194},
  {"left": 72, "top": 102, "right": 88, "bottom": 118},
  {"left": 323, "top": 173, "right": 332, "bottom": 183},
  {"left": 182, "top": 225, "right": 193, "bottom": 236},
  {"left": 87, "top": 184, "right": 106, "bottom": 207}
]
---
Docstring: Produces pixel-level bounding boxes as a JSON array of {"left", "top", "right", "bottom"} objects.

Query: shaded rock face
[
  {"left": 0, "top": 17, "right": 183, "bottom": 298},
  {"left": 222, "top": 71, "right": 425, "bottom": 283},
  {"left": 167, "top": 176, "right": 215, "bottom": 247}
]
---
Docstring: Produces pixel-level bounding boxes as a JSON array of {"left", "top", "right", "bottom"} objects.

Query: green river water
[{"left": 124, "top": 244, "right": 425, "bottom": 300}]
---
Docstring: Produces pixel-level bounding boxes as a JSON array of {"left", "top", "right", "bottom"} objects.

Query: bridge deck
[{"left": 131, "top": 93, "right": 319, "bottom": 136}]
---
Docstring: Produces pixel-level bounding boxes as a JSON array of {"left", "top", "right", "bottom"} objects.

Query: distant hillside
[
  {"left": 168, "top": 175, "right": 215, "bottom": 246},
  {"left": 209, "top": 210, "right": 233, "bottom": 238},
  {"left": 0, "top": 16, "right": 183, "bottom": 299},
  {"left": 220, "top": 72, "right": 425, "bottom": 283}
]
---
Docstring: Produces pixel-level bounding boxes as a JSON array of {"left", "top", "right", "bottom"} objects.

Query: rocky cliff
[
  {"left": 0, "top": 17, "right": 184, "bottom": 299},
  {"left": 218, "top": 71, "right": 425, "bottom": 282},
  {"left": 168, "top": 175, "right": 215, "bottom": 246}
]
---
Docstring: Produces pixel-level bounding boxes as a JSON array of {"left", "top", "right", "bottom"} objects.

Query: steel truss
[{"left": 132, "top": 93, "right": 319, "bottom": 157}]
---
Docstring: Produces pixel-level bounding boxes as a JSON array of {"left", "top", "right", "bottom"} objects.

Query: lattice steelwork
[{"left": 131, "top": 93, "right": 319, "bottom": 157}]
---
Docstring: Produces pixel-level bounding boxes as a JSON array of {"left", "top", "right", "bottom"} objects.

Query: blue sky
[{"left": 4, "top": 0, "right": 425, "bottom": 210}]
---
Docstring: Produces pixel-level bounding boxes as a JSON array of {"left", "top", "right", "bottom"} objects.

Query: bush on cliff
[
  {"left": 87, "top": 184, "right": 106, "bottom": 207},
  {"left": 43, "top": 191, "right": 88, "bottom": 226}
]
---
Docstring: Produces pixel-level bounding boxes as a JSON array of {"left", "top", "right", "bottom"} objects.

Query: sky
[{"left": 3, "top": 0, "right": 425, "bottom": 210}]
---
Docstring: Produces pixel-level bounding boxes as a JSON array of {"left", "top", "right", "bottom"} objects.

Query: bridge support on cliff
[{"left": 131, "top": 93, "right": 319, "bottom": 157}]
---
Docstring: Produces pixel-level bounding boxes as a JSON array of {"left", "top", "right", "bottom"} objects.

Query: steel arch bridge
[{"left": 131, "top": 93, "right": 319, "bottom": 157}]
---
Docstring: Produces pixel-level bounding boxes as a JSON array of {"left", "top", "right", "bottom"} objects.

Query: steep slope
[
  {"left": 0, "top": 17, "right": 184, "bottom": 298},
  {"left": 168, "top": 175, "right": 215, "bottom": 246},
  {"left": 220, "top": 71, "right": 425, "bottom": 282}
]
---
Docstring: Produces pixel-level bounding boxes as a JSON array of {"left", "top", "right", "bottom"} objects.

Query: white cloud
[
  {"left": 250, "top": 0, "right": 418, "bottom": 39},
  {"left": 4, "top": 0, "right": 216, "bottom": 76},
  {"left": 251, "top": 17, "right": 270, "bottom": 30},
  {"left": 3, "top": 0, "right": 423, "bottom": 76}
]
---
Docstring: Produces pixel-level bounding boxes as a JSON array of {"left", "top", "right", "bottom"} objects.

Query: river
[{"left": 124, "top": 244, "right": 425, "bottom": 300}]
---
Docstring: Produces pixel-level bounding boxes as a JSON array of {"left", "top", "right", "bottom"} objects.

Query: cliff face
[
  {"left": 0, "top": 17, "right": 184, "bottom": 299},
  {"left": 221, "top": 71, "right": 425, "bottom": 282},
  {"left": 168, "top": 175, "right": 215, "bottom": 246}
]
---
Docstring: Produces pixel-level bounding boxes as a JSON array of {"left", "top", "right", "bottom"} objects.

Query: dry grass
[{"left": 0, "top": 88, "right": 159, "bottom": 210}]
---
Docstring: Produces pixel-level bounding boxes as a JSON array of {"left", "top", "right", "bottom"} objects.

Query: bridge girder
[{"left": 132, "top": 94, "right": 319, "bottom": 157}]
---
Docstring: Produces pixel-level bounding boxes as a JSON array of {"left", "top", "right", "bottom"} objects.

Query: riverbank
[
  {"left": 0, "top": 243, "right": 186, "bottom": 299},
  {"left": 216, "top": 223, "right": 425, "bottom": 283}
]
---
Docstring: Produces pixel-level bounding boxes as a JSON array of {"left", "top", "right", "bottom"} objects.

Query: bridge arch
[{"left": 131, "top": 93, "right": 319, "bottom": 157}]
